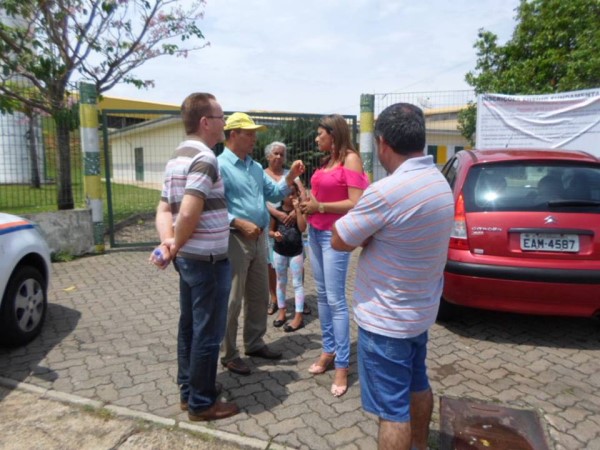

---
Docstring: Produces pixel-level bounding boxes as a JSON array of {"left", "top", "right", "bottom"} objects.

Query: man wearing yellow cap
[{"left": 218, "top": 112, "right": 305, "bottom": 375}]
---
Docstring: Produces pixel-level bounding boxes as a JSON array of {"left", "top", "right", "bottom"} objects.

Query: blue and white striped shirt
[
  {"left": 335, "top": 155, "right": 454, "bottom": 339},
  {"left": 161, "top": 140, "right": 229, "bottom": 259}
]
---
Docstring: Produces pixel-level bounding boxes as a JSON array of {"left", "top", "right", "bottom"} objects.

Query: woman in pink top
[{"left": 300, "top": 114, "right": 369, "bottom": 398}]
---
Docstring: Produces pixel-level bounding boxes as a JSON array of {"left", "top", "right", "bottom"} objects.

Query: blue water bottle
[{"left": 152, "top": 248, "right": 165, "bottom": 265}]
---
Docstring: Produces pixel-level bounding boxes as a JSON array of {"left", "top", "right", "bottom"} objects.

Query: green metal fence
[
  {"left": 101, "top": 109, "right": 357, "bottom": 247},
  {"left": 2, "top": 87, "right": 479, "bottom": 248},
  {"left": 373, "top": 90, "right": 475, "bottom": 177},
  {"left": 2, "top": 89, "right": 474, "bottom": 247},
  {"left": 0, "top": 112, "right": 85, "bottom": 212}
]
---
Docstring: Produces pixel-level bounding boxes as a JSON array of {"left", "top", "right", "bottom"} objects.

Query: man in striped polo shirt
[
  {"left": 154, "top": 93, "right": 239, "bottom": 422},
  {"left": 332, "top": 103, "right": 454, "bottom": 450}
]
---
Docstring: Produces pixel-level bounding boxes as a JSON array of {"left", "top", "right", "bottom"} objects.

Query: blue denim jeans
[
  {"left": 175, "top": 257, "right": 231, "bottom": 413},
  {"left": 274, "top": 252, "right": 305, "bottom": 312},
  {"left": 358, "top": 327, "right": 430, "bottom": 422},
  {"left": 308, "top": 226, "right": 351, "bottom": 368}
]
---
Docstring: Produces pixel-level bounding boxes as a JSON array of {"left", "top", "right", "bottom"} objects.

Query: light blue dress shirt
[{"left": 218, "top": 147, "right": 291, "bottom": 229}]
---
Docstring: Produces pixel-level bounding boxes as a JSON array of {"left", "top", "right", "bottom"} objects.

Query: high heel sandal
[
  {"left": 267, "top": 302, "right": 278, "bottom": 315},
  {"left": 331, "top": 368, "right": 348, "bottom": 397},
  {"left": 308, "top": 352, "right": 335, "bottom": 374}
]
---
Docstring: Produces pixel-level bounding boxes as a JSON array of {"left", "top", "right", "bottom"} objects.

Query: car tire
[
  {"left": 436, "top": 297, "right": 457, "bottom": 322},
  {"left": 0, "top": 266, "right": 47, "bottom": 347}
]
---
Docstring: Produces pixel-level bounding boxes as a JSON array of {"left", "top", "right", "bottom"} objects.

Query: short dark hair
[
  {"left": 181, "top": 92, "right": 216, "bottom": 135},
  {"left": 374, "top": 103, "right": 425, "bottom": 155}
]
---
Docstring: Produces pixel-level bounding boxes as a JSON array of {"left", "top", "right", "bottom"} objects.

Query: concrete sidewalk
[
  {"left": 1, "top": 248, "right": 599, "bottom": 449},
  {"left": 0, "top": 381, "right": 261, "bottom": 449}
]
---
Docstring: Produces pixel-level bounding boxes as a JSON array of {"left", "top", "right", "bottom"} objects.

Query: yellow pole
[
  {"left": 360, "top": 94, "right": 375, "bottom": 182},
  {"left": 79, "top": 82, "right": 104, "bottom": 253}
]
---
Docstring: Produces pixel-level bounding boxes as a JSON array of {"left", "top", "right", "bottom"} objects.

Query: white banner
[{"left": 476, "top": 88, "right": 600, "bottom": 157}]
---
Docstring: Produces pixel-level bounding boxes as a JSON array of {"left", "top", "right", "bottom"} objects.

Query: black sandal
[
  {"left": 273, "top": 319, "right": 286, "bottom": 328},
  {"left": 267, "top": 302, "right": 278, "bottom": 315},
  {"left": 283, "top": 322, "right": 305, "bottom": 333}
]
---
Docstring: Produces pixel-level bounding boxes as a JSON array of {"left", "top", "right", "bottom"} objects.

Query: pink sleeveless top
[{"left": 308, "top": 165, "right": 370, "bottom": 231}]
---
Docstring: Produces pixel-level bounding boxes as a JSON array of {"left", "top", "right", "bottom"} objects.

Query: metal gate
[
  {"left": 372, "top": 90, "right": 475, "bottom": 179},
  {"left": 101, "top": 109, "right": 357, "bottom": 248}
]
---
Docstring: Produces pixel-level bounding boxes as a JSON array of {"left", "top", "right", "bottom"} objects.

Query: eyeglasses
[{"left": 205, "top": 115, "right": 225, "bottom": 120}]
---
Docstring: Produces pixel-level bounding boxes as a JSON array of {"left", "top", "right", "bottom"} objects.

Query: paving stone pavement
[{"left": 1, "top": 248, "right": 600, "bottom": 449}]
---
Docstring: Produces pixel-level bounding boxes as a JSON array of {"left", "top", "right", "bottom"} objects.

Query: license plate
[{"left": 520, "top": 233, "right": 579, "bottom": 252}]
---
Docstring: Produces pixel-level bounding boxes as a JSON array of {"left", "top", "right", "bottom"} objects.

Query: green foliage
[
  {"left": 54, "top": 101, "right": 81, "bottom": 132},
  {"left": 256, "top": 117, "right": 323, "bottom": 186},
  {"left": 0, "top": 93, "right": 21, "bottom": 114},
  {"left": 457, "top": 103, "right": 477, "bottom": 147},
  {"left": 461, "top": 0, "right": 600, "bottom": 143},
  {"left": 0, "top": 0, "right": 209, "bottom": 208},
  {"left": 51, "top": 250, "right": 75, "bottom": 263}
]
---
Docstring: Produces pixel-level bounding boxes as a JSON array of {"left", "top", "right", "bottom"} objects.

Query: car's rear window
[{"left": 463, "top": 162, "right": 600, "bottom": 213}]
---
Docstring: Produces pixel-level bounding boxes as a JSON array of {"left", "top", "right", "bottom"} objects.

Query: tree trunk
[
  {"left": 56, "top": 116, "right": 74, "bottom": 210},
  {"left": 27, "top": 112, "right": 41, "bottom": 189}
]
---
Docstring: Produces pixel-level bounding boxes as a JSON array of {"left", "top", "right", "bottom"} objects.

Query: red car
[{"left": 439, "top": 149, "right": 600, "bottom": 320}]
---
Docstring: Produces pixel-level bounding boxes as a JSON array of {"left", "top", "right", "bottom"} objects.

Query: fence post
[
  {"left": 79, "top": 82, "right": 104, "bottom": 253},
  {"left": 359, "top": 94, "right": 375, "bottom": 181}
]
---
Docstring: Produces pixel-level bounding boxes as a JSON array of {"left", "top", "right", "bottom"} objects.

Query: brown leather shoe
[
  {"left": 245, "top": 345, "right": 282, "bottom": 360},
  {"left": 180, "top": 382, "right": 223, "bottom": 411},
  {"left": 188, "top": 401, "right": 240, "bottom": 421},
  {"left": 221, "top": 357, "right": 251, "bottom": 375}
]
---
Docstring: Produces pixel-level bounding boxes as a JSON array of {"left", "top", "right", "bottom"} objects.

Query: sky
[{"left": 106, "top": 0, "right": 522, "bottom": 117}]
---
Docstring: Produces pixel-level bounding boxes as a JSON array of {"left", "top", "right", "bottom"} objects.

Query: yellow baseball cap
[{"left": 224, "top": 112, "right": 267, "bottom": 131}]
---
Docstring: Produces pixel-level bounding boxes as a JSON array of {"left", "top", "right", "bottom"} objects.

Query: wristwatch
[{"left": 318, "top": 203, "right": 325, "bottom": 214}]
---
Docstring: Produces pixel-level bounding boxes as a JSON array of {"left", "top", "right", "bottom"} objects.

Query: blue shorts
[{"left": 358, "top": 327, "right": 430, "bottom": 422}]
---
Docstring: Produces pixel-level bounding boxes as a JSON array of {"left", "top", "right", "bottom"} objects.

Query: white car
[{"left": 0, "top": 213, "right": 51, "bottom": 346}]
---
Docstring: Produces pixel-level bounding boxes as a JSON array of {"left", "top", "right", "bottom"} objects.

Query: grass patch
[
  {"left": 0, "top": 181, "right": 160, "bottom": 226},
  {"left": 81, "top": 405, "right": 115, "bottom": 421},
  {"left": 0, "top": 182, "right": 86, "bottom": 214},
  {"left": 105, "top": 182, "right": 160, "bottom": 225},
  {"left": 51, "top": 251, "right": 76, "bottom": 263}
]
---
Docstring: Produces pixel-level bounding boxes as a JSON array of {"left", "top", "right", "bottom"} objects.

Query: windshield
[{"left": 463, "top": 162, "right": 600, "bottom": 213}]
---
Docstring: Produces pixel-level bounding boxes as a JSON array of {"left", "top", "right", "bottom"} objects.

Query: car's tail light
[{"left": 449, "top": 192, "right": 469, "bottom": 250}]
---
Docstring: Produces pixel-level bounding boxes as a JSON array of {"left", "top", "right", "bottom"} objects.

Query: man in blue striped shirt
[{"left": 332, "top": 103, "right": 454, "bottom": 450}]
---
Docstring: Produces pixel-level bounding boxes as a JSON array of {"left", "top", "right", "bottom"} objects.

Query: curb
[{"left": 0, "top": 376, "right": 289, "bottom": 450}]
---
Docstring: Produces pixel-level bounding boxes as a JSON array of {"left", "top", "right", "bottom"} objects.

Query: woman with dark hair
[{"left": 300, "top": 114, "right": 369, "bottom": 398}]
